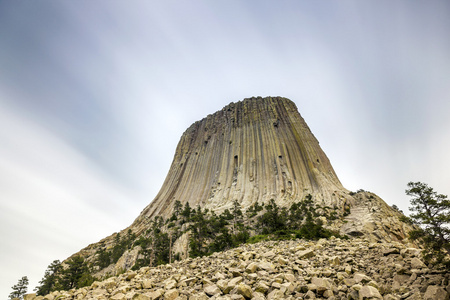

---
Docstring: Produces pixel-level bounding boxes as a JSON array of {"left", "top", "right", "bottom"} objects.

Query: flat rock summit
[{"left": 25, "top": 97, "right": 450, "bottom": 300}]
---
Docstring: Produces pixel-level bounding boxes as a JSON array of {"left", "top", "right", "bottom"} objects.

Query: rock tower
[{"left": 139, "top": 96, "right": 348, "bottom": 221}]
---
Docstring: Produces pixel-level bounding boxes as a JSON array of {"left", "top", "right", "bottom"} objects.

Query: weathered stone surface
[
  {"left": 296, "top": 249, "right": 315, "bottom": 259},
  {"left": 410, "top": 257, "right": 427, "bottom": 269},
  {"left": 189, "top": 293, "right": 209, "bottom": 300},
  {"left": 141, "top": 279, "right": 153, "bottom": 289},
  {"left": 204, "top": 284, "right": 221, "bottom": 296},
  {"left": 164, "top": 289, "right": 178, "bottom": 300},
  {"left": 284, "top": 273, "right": 296, "bottom": 283},
  {"left": 267, "top": 289, "right": 285, "bottom": 300},
  {"left": 148, "top": 289, "right": 164, "bottom": 300},
  {"left": 354, "top": 273, "right": 372, "bottom": 284},
  {"left": 281, "top": 281, "right": 295, "bottom": 294},
  {"left": 111, "top": 292, "right": 126, "bottom": 300},
  {"left": 236, "top": 283, "right": 252, "bottom": 299},
  {"left": 423, "top": 285, "right": 449, "bottom": 300},
  {"left": 228, "top": 276, "right": 243, "bottom": 288},
  {"left": 251, "top": 292, "right": 266, "bottom": 300},
  {"left": 132, "top": 294, "right": 150, "bottom": 300},
  {"left": 164, "top": 280, "right": 177, "bottom": 290},
  {"left": 383, "top": 248, "right": 400, "bottom": 256},
  {"left": 304, "top": 290, "right": 316, "bottom": 299},
  {"left": 258, "top": 261, "right": 275, "bottom": 271},
  {"left": 245, "top": 262, "right": 259, "bottom": 273},
  {"left": 323, "top": 289, "right": 334, "bottom": 298},
  {"left": 329, "top": 256, "right": 340, "bottom": 266},
  {"left": 216, "top": 279, "right": 228, "bottom": 292},
  {"left": 115, "top": 249, "right": 141, "bottom": 274},
  {"left": 254, "top": 282, "right": 269, "bottom": 294},
  {"left": 311, "top": 277, "right": 333, "bottom": 293},
  {"left": 359, "top": 286, "right": 382, "bottom": 299}
]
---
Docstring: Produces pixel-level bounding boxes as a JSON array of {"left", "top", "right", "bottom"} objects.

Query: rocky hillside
[{"left": 25, "top": 237, "right": 449, "bottom": 300}]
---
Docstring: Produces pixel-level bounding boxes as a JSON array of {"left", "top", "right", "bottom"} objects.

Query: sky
[{"left": 1, "top": 0, "right": 449, "bottom": 297}]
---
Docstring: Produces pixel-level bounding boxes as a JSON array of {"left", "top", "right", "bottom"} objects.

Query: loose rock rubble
[{"left": 24, "top": 237, "right": 449, "bottom": 300}]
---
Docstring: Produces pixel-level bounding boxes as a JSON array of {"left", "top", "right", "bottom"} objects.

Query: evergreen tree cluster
[
  {"left": 132, "top": 215, "right": 178, "bottom": 269},
  {"left": 255, "top": 195, "right": 340, "bottom": 241},
  {"left": 96, "top": 229, "right": 136, "bottom": 269},
  {"left": 34, "top": 256, "right": 94, "bottom": 296},
  {"left": 184, "top": 196, "right": 344, "bottom": 258}
]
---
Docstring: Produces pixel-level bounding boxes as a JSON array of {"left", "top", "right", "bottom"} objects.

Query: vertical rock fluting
[{"left": 139, "top": 97, "right": 349, "bottom": 220}]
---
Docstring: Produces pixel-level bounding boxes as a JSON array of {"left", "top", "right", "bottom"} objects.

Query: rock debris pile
[{"left": 25, "top": 237, "right": 449, "bottom": 300}]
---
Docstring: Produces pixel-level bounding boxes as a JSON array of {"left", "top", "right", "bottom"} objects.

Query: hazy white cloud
[{"left": 0, "top": 101, "right": 144, "bottom": 294}]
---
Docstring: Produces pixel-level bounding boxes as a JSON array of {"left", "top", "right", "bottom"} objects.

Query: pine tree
[
  {"left": 96, "top": 248, "right": 111, "bottom": 269},
  {"left": 35, "top": 260, "right": 61, "bottom": 295},
  {"left": 189, "top": 207, "right": 209, "bottom": 257},
  {"left": 9, "top": 276, "right": 29, "bottom": 300},
  {"left": 405, "top": 182, "right": 450, "bottom": 269},
  {"left": 209, "top": 226, "right": 233, "bottom": 252},
  {"left": 257, "top": 199, "right": 286, "bottom": 234},
  {"left": 172, "top": 200, "right": 182, "bottom": 220},
  {"left": 231, "top": 200, "right": 243, "bottom": 235},
  {"left": 60, "top": 256, "right": 90, "bottom": 290},
  {"left": 181, "top": 202, "right": 192, "bottom": 223}
]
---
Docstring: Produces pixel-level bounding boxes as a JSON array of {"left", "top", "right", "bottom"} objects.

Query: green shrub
[{"left": 247, "top": 234, "right": 270, "bottom": 244}]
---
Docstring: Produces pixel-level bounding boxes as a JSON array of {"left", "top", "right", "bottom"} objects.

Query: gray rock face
[
  {"left": 139, "top": 96, "right": 347, "bottom": 221},
  {"left": 359, "top": 285, "right": 382, "bottom": 299},
  {"left": 423, "top": 285, "right": 450, "bottom": 300}
]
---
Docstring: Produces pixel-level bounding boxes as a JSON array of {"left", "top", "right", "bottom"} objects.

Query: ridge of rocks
[{"left": 25, "top": 238, "right": 449, "bottom": 300}]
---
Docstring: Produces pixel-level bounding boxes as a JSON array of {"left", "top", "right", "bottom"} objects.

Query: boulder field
[{"left": 24, "top": 237, "right": 449, "bottom": 300}]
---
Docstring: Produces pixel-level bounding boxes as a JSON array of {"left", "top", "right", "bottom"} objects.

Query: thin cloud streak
[{"left": 0, "top": 102, "right": 144, "bottom": 293}]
